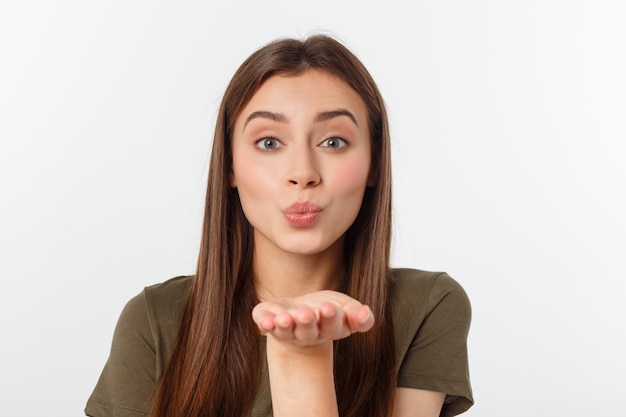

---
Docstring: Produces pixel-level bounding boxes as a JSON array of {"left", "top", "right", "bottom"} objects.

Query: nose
[{"left": 285, "top": 145, "right": 321, "bottom": 188}]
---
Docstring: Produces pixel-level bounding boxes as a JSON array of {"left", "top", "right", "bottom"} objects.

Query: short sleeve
[
  {"left": 85, "top": 292, "right": 157, "bottom": 417},
  {"left": 393, "top": 271, "right": 473, "bottom": 417}
]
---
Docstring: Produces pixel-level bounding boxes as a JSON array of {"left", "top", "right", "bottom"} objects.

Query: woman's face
[{"left": 231, "top": 69, "right": 372, "bottom": 257}]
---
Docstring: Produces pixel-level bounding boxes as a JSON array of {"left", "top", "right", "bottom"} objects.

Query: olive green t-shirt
[{"left": 85, "top": 269, "right": 473, "bottom": 417}]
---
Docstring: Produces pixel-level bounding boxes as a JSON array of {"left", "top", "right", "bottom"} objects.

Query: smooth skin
[{"left": 232, "top": 70, "right": 445, "bottom": 417}]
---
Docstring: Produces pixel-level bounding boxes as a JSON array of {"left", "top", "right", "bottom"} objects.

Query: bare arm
[
  {"left": 252, "top": 291, "right": 373, "bottom": 417},
  {"left": 265, "top": 337, "right": 337, "bottom": 417},
  {"left": 253, "top": 292, "right": 447, "bottom": 417}
]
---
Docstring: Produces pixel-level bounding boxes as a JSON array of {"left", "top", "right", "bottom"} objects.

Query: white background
[{"left": 1, "top": 1, "right": 624, "bottom": 415}]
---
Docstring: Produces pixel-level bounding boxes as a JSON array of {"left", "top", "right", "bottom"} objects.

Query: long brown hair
[{"left": 149, "top": 34, "right": 395, "bottom": 417}]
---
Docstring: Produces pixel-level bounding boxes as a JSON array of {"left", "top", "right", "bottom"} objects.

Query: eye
[
  {"left": 255, "top": 137, "right": 283, "bottom": 151},
  {"left": 319, "top": 137, "right": 347, "bottom": 149}
]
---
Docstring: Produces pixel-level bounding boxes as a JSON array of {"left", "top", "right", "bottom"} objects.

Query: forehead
[{"left": 236, "top": 70, "right": 368, "bottom": 126}]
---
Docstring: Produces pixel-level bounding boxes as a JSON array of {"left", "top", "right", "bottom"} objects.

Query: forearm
[
  {"left": 253, "top": 291, "right": 375, "bottom": 416},
  {"left": 266, "top": 337, "right": 339, "bottom": 417}
]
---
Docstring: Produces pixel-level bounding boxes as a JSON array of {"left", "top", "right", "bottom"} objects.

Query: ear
[{"left": 229, "top": 171, "right": 237, "bottom": 188}]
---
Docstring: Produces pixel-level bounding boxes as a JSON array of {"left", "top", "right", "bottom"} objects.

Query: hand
[{"left": 252, "top": 290, "right": 375, "bottom": 348}]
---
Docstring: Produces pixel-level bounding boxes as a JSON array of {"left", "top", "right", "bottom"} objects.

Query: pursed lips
[{"left": 283, "top": 202, "right": 323, "bottom": 227}]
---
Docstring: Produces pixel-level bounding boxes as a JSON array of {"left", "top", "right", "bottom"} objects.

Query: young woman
[{"left": 86, "top": 34, "right": 473, "bottom": 417}]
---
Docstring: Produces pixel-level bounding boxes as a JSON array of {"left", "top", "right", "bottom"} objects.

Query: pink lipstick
[{"left": 283, "top": 202, "right": 322, "bottom": 227}]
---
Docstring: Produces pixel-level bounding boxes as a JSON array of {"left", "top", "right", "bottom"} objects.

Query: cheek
[
  {"left": 330, "top": 156, "right": 371, "bottom": 196},
  {"left": 232, "top": 159, "right": 277, "bottom": 204}
]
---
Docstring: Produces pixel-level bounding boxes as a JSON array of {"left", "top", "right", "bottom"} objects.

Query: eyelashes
[
  {"left": 255, "top": 137, "right": 282, "bottom": 151},
  {"left": 254, "top": 136, "right": 348, "bottom": 152},
  {"left": 319, "top": 137, "right": 347, "bottom": 149}
]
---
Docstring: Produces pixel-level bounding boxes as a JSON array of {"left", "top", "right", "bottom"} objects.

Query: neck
[{"left": 252, "top": 235, "right": 346, "bottom": 300}]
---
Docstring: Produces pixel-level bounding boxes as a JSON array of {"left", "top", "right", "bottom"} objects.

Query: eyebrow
[
  {"left": 242, "top": 108, "right": 359, "bottom": 130},
  {"left": 315, "top": 109, "right": 359, "bottom": 126},
  {"left": 243, "top": 111, "right": 287, "bottom": 129}
]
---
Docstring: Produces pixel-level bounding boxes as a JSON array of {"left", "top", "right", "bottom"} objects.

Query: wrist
[
  {"left": 265, "top": 336, "right": 338, "bottom": 417},
  {"left": 266, "top": 335, "right": 334, "bottom": 359}
]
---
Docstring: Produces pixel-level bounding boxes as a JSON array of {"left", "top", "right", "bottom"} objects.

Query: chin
[
  {"left": 283, "top": 245, "right": 330, "bottom": 256},
  {"left": 279, "top": 236, "right": 341, "bottom": 257}
]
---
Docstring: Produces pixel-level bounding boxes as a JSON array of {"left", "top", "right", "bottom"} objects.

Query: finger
[
  {"left": 346, "top": 305, "right": 375, "bottom": 333},
  {"left": 272, "top": 311, "right": 295, "bottom": 339},
  {"left": 293, "top": 307, "right": 319, "bottom": 344},
  {"left": 252, "top": 305, "right": 277, "bottom": 333},
  {"left": 319, "top": 302, "right": 338, "bottom": 320},
  {"left": 318, "top": 303, "right": 350, "bottom": 340}
]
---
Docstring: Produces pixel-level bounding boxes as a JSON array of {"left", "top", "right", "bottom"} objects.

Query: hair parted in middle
[{"left": 149, "top": 34, "right": 396, "bottom": 417}]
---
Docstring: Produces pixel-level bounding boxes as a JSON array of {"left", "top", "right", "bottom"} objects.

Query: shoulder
[
  {"left": 113, "top": 275, "right": 193, "bottom": 370},
  {"left": 390, "top": 268, "right": 470, "bottom": 319},
  {"left": 85, "top": 276, "right": 194, "bottom": 416},
  {"left": 140, "top": 275, "right": 193, "bottom": 350},
  {"left": 142, "top": 275, "right": 193, "bottom": 317},
  {"left": 108, "top": 275, "right": 193, "bottom": 362},
  {"left": 389, "top": 268, "right": 474, "bottom": 415},
  {"left": 119, "top": 275, "right": 192, "bottom": 334},
  {"left": 389, "top": 268, "right": 472, "bottom": 366}
]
